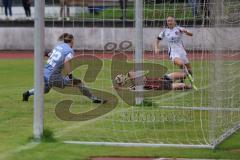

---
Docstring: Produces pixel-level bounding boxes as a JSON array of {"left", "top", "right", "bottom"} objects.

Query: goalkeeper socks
[
  {"left": 28, "top": 89, "right": 34, "bottom": 96},
  {"left": 78, "top": 84, "right": 106, "bottom": 103},
  {"left": 78, "top": 85, "right": 94, "bottom": 99}
]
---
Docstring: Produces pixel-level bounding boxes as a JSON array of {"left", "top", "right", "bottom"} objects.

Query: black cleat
[
  {"left": 92, "top": 98, "right": 107, "bottom": 104},
  {"left": 22, "top": 91, "right": 30, "bottom": 101}
]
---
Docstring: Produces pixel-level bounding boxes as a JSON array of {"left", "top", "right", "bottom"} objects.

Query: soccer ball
[{"left": 114, "top": 74, "right": 127, "bottom": 86}]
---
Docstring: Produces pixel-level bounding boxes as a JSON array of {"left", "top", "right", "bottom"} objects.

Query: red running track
[
  {"left": 91, "top": 158, "right": 205, "bottom": 160},
  {"left": 0, "top": 51, "right": 239, "bottom": 60}
]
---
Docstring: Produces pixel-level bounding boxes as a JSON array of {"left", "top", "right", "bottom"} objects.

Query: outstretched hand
[
  {"left": 180, "top": 28, "right": 188, "bottom": 33},
  {"left": 180, "top": 28, "right": 193, "bottom": 36}
]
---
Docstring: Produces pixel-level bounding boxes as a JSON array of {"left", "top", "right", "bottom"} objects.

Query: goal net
[{"left": 40, "top": 0, "right": 240, "bottom": 148}]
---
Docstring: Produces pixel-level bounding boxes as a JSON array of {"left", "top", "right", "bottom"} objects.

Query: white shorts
[{"left": 169, "top": 50, "right": 189, "bottom": 64}]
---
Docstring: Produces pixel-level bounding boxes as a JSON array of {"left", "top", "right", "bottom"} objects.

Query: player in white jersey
[{"left": 154, "top": 16, "right": 197, "bottom": 90}]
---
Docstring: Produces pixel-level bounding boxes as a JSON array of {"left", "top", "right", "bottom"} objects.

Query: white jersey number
[{"left": 47, "top": 49, "right": 62, "bottom": 67}]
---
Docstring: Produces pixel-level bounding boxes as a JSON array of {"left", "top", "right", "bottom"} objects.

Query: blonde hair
[{"left": 167, "top": 16, "right": 175, "bottom": 20}]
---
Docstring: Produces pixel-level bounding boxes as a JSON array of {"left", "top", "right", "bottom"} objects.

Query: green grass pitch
[{"left": 0, "top": 59, "right": 240, "bottom": 160}]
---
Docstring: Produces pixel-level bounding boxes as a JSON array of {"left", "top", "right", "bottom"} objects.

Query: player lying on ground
[
  {"left": 23, "top": 33, "right": 106, "bottom": 103},
  {"left": 114, "top": 71, "right": 192, "bottom": 90},
  {"left": 154, "top": 16, "right": 198, "bottom": 90}
]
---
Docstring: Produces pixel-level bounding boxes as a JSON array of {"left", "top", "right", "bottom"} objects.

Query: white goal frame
[{"left": 33, "top": 0, "right": 240, "bottom": 148}]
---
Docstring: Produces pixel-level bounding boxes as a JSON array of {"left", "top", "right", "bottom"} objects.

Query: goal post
[
  {"left": 209, "top": 0, "right": 240, "bottom": 148},
  {"left": 33, "top": 0, "right": 45, "bottom": 140},
  {"left": 135, "top": 0, "right": 144, "bottom": 105}
]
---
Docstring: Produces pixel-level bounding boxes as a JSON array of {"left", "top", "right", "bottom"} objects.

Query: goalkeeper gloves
[{"left": 67, "top": 73, "right": 73, "bottom": 80}]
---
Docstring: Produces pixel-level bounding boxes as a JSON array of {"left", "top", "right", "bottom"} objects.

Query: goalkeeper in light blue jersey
[{"left": 23, "top": 33, "right": 105, "bottom": 104}]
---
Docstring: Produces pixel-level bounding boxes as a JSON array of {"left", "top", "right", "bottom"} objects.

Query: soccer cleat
[
  {"left": 22, "top": 91, "right": 30, "bottom": 101},
  {"left": 92, "top": 97, "right": 107, "bottom": 104}
]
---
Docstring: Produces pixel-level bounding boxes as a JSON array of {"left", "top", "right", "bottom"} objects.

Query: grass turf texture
[{"left": 0, "top": 59, "right": 239, "bottom": 160}]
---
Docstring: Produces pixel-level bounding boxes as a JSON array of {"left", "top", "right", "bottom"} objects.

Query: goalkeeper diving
[{"left": 114, "top": 71, "right": 192, "bottom": 90}]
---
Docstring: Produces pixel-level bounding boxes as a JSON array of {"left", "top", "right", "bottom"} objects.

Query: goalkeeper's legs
[
  {"left": 79, "top": 84, "right": 105, "bottom": 104},
  {"left": 172, "top": 83, "right": 192, "bottom": 90},
  {"left": 23, "top": 75, "right": 107, "bottom": 103},
  {"left": 167, "top": 72, "right": 187, "bottom": 81},
  {"left": 67, "top": 78, "right": 107, "bottom": 104},
  {"left": 22, "top": 83, "right": 50, "bottom": 101}
]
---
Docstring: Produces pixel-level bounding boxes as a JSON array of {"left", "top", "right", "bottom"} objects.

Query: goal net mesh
[{"left": 44, "top": 0, "right": 240, "bottom": 148}]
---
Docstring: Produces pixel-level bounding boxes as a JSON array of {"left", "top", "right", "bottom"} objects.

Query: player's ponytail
[{"left": 58, "top": 33, "right": 74, "bottom": 43}]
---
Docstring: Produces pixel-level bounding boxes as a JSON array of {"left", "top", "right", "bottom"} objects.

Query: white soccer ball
[{"left": 114, "top": 74, "right": 127, "bottom": 85}]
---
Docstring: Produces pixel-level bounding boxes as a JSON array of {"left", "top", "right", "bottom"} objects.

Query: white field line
[
  {"left": 64, "top": 141, "right": 213, "bottom": 149},
  {"left": 0, "top": 101, "right": 129, "bottom": 159},
  {"left": 0, "top": 116, "right": 105, "bottom": 160},
  {"left": 0, "top": 142, "right": 39, "bottom": 160}
]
